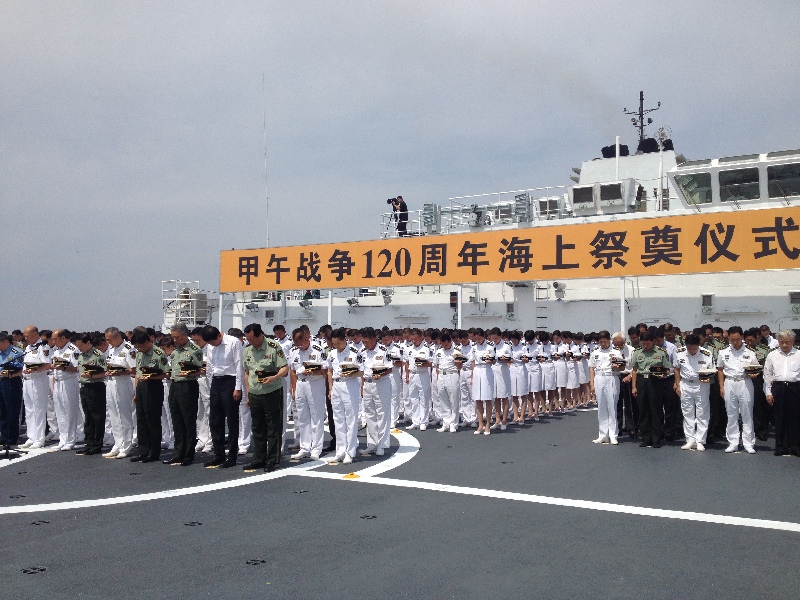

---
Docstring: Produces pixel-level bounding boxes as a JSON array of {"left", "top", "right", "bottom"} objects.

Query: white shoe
[
  {"left": 238, "top": 448, "right": 249, "bottom": 456},
  {"left": 405, "top": 424, "right": 418, "bottom": 430},
  {"left": 310, "top": 453, "right": 321, "bottom": 460},
  {"left": 195, "top": 442, "right": 204, "bottom": 452},
  {"left": 375, "top": 449, "right": 385, "bottom": 456},
  {"left": 483, "top": 429, "right": 490, "bottom": 435},
  {"left": 681, "top": 441, "right": 696, "bottom": 450},
  {"left": 20, "top": 439, "right": 34, "bottom": 448},
  {"left": 419, "top": 424, "right": 427, "bottom": 431},
  {"left": 449, "top": 424, "right": 457, "bottom": 433},
  {"left": 725, "top": 444, "right": 738, "bottom": 453},
  {"left": 202, "top": 445, "right": 213, "bottom": 453},
  {"left": 60, "top": 444, "right": 74, "bottom": 451},
  {"left": 610, "top": 437, "right": 619, "bottom": 445},
  {"left": 331, "top": 453, "right": 345, "bottom": 463},
  {"left": 342, "top": 454, "right": 353, "bottom": 464},
  {"left": 45, "top": 432, "right": 58, "bottom": 442},
  {"left": 490, "top": 423, "right": 499, "bottom": 430},
  {"left": 744, "top": 445, "right": 756, "bottom": 454},
  {"left": 436, "top": 426, "right": 447, "bottom": 433},
  {"left": 474, "top": 429, "right": 482, "bottom": 435},
  {"left": 592, "top": 436, "right": 609, "bottom": 444},
  {"left": 102, "top": 449, "right": 119, "bottom": 458},
  {"left": 696, "top": 442, "right": 705, "bottom": 452},
  {"left": 500, "top": 424, "right": 507, "bottom": 431},
  {"left": 291, "top": 450, "right": 310, "bottom": 459},
  {"left": 29, "top": 441, "right": 44, "bottom": 449},
  {"left": 115, "top": 452, "right": 128, "bottom": 459},
  {"left": 358, "top": 448, "right": 373, "bottom": 456}
]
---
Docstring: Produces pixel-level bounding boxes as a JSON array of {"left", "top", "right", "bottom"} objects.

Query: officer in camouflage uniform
[
  {"left": 702, "top": 324, "right": 725, "bottom": 444},
  {"left": 74, "top": 333, "right": 107, "bottom": 455},
  {"left": 242, "top": 323, "right": 288, "bottom": 473},
  {"left": 631, "top": 331, "right": 673, "bottom": 448},
  {"left": 746, "top": 327, "right": 773, "bottom": 441},
  {"left": 164, "top": 323, "right": 205, "bottom": 466},
  {"left": 130, "top": 329, "right": 170, "bottom": 463}
]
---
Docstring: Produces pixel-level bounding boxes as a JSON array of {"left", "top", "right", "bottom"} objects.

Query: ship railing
[{"left": 380, "top": 209, "right": 426, "bottom": 239}]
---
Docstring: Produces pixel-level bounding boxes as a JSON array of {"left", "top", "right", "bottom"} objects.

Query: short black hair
[
  {"left": 244, "top": 323, "right": 263, "bottom": 337},
  {"left": 130, "top": 330, "right": 150, "bottom": 345},
  {"left": 727, "top": 326, "right": 744, "bottom": 336},
  {"left": 684, "top": 334, "right": 701, "bottom": 346},
  {"left": 201, "top": 325, "right": 221, "bottom": 342}
]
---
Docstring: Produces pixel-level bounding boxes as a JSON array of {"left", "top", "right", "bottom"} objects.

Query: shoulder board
[
  {"left": 348, "top": 345, "right": 358, "bottom": 353},
  {"left": 378, "top": 344, "right": 387, "bottom": 351},
  {"left": 266, "top": 338, "right": 280, "bottom": 348},
  {"left": 92, "top": 348, "right": 102, "bottom": 357},
  {"left": 153, "top": 346, "right": 164, "bottom": 355},
  {"left": 487, "top": 340, "right": 495, "bottom": 346},
  {"left": 699, "top": 347, "right": 711, "bottom": 355},
  {"left": 312, "top": 344, "right": 321, "bottom": 351},
  {"left": 124, "top": 342, "right": 132, "bottom": 348},
  {"left": 676, "top": 346, "right": 685, "bottom": 353}
]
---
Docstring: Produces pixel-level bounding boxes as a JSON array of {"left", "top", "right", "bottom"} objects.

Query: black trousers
[
  {"left": 661, "top": 376, "right": 681, "bottom": 439},
  {"left": 773, "top": 381, "right": 800, "bottom": 453},
  {"left": 80, "top": 382, "right": 106, "bottom": 451},
  {"left": 249, "top": 388, "right": 283, "bottom": 467},
  {"left": 169, "top": 380, "right": 199, "bottom": 462},
  {"left": 637, "top": 376, "right": 664, "bottom": 445},
  {"left": 616, "top": 377, "right": 638, "bottom": 434},
  {"left": 397, "top": 218, "right": 408, "bottom": 236},
  {"left": 708, "top": 381, "right": 726, "bottom": 439},
  {"left": 325, "top": 377, "right": 335, "bottom": 447},
  {"left": 210, "top": 376, "right": 239, "bottom": 459},
  {"left": 0, "top": 377, "right": 23, "bottom": 445},
  {"left": 135, "top": 380, "right": 164, "bottom": 459},
  {"left": 753, "top": 374, "right": 773, "bottom": 439}
]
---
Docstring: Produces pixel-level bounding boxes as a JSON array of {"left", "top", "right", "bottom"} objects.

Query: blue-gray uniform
[{"left": 0, "top": 343, "right": 25, "bottom": 445}]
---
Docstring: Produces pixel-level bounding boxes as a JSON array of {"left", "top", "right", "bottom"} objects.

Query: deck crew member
[
  {"left": 50, "top": 330, "right": 81, "bottom": 451},
  {"left": 163, "top": 324, "right": 204, "bottom": 466},
  {"left": 631, "top": 332, "right": 672, "bottom": 448},
  {"left": 326, "top": 327, "right": 363, "bottom": 464},
  {"left": 508, "top": 331, "right": 529, "bottom": 424},
  {"left": 130, "top": 329, "right": 170, "bottom": 463},
  {"left": 717, "top": 326, "right": 761, "bottom": 454},
  {"left": 589, "top": 330, "right": 624, "bottom": 444},
  {"left": 20, "top": 326, "right": 51, "bottom": 449},
  {"left": 202, "top": 325, "right": 244, "bottom": 468},
  {"left": 359, "top": 327, "right": 392, "bottom": 453},
  {"left": 0, "top": 334, "right": 25, "bottom": 447},
  {"left": 74, "top": 333, "right": 107, "bottom": 455},
  {"left": 405, "top": 328, "right": 432, "bottom": 431},
  {"left": 381, "top": 329, "right": 401, "bottom": 427},
  {"left": 288, "top": 327, "right": 327, "bottom": 460},
  {"left": 673, "top": 334, "right": 713, "bottom": 451},
  {"left": 434, "top": 332, "right": 461, "bottom": 433},
  {"left": 763, "top": 330, "right": 800, "bottom": 456},
  {"left": 104, "top": 327, "right": 137, "bottom": 459},
  {"left": 490, "top": 328, "right": 511, "bottom": 429},
  {"left": 552, "top": 330, "right": 569, "bottom": 412},
  {"left": 242, "top": 323, "right": 288, "bottom": 473}
]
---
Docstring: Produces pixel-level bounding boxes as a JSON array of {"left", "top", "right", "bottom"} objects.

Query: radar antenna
[{"left": 624, "top": 91, "right": 661, "bottom": 142}]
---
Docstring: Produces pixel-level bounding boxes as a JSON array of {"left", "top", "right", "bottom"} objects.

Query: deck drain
[
  {"left": 17, "top": 471, "right": 27, "bottom": 475},
  {"left": 9, "top": 495, "right": 26, "bottom": 499},
  {"left": 22, "top": 566, "right": 46, "bottom": 575},
  {"left": 501, "top": 461, "right": 513, "bottom": 464},
  {"left": 246, "top": 559, "right": 267, "bottom": 566},
  {"left": 293, "top": 490, "right": 308, "bottom": 494},
  {"left": 360, "top": 515, "right": 377, "bottom": 520},
  {"left": 184, "top": 521, "right": 202, "bottom": 527},
  {"left": 31, "top": 520, "right": 50, "bottom": 526},
  {"left": 129, "top": 472, "right": 141, "bottom": 476}
]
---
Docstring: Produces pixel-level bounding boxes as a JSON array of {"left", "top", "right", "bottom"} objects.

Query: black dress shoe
[
  {"left": 774, "top": 449, "right": 788, "bottom": 456},
  {"left": 222, "top": 457, "right": 237, "bottom": 468},
  {"left": 130, "top": 456, "right": 143, "bottom": 462},
  {"left": 180, "top": 459, "right": 193, "bottom": 466},
  {"left": 204, "top": 457, "right": 224, "bottom": 468},
  {"left": 141, "top": 457, "right": 157, "bottom": 463},
  {"left": 639, "top": 441, "right": 651, "bottom": 448},
  {"left": 75, "top": 448, "right": 88, "bottom": 455},
  {"left": 243, "top": 462, "right": 266, "bottom": 472},
  {"left": 85, "top": 448, "right": 102, "bottom": 455},
  {"left": 652, "top": 441, "right": 662, "bottom": 449},
  {"left": 264, "top": 463, "right": 280, "bottom": 473},
  {"left": 163, "top": 457, "right": 182, "bottom": 465}
]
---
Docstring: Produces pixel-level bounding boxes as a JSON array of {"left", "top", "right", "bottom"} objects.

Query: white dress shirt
[
  {"left": 206, "top": 334, "right": 244, "bottom": 391},
  {"left": 763, "top": 347, "right": 800, "bottom": 395}
]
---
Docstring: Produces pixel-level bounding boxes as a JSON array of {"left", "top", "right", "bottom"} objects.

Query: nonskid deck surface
[{"left": 2, "top": 410, "right": 798, "bottom": 599}]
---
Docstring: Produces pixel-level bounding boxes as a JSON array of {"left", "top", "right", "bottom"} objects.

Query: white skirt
[
  {"left": 541, "top": 362, "right": 556, "bottom": 391},
  {"left": 492, "top": 364, "right": 512, "bottom": 399},
  {"left": 566, "top": 361, "right": 580, "bottom": 389},
  {"left": 510, "top": 364, "right": 529, "bottom": 396},
  {"left": 471, "top": 366, "right": 495, "bottom": 401},
  {"left": 579, "top": 359, "right": 590, "bottom": 385},
  {"left": 554, "top": 360, "right": 568, "bottom": 388},
  {"left": 526, "top": 362, "right": 542, "bottom": 393}
]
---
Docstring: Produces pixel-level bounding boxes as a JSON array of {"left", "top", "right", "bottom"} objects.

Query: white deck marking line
[
  {"left": 294, "top": 474, "right": 800, "bottom": 533},
  {"left": 0, "top": 447, "right": 59, "bottom": 470},
  {"left": 0, "top": 430, "right": 420, "bottom": 515}
]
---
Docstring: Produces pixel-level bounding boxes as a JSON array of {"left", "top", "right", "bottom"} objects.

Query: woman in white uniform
[
  {"left": 538, "top": 332, "right": 557, "bottom": 416},
  {"left": 564, "top": 332, "right": 580, "bottom": 411},
  {"left": 470, "top": 329, "right": 496, "bottom": 435},
  {"left": 489, "top": 328, "right": 512, "bottom": 431},
  {"left": 577, "top": 333, "right": 592, "bottom": 407},
  {"left": 508, "top": 331, "right": 529, "bottom": 424},
  {"left": 524, "top": 330, "right": 541, "bottom": 421}
]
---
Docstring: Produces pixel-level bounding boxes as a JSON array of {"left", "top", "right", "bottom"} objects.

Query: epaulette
[
  {"left": 676, "top": 346, "right": 686, "bottom": 353},
  {"left": 92, "top": 348, "right": 102, "bottom": 357},
  {"left": 487, "top": 340, "right": 495, "bottom": 346},
  {"left": 312, "top": 344, "right": 321, "bottom": 351},
  {"left": 378, "top": 344, "right": 387, "bottom": 351},
  {"left": 266, "top": 338, "right": 280, "bottom": 348},
  {"left": 348, "top": 345, "right": 358, "bottom": 353},
  {"left": 747, "top": 344, "right": 756, "bottom": 351},
  {"left": 153, "top": 346, "right": 164, "bottom": 355},
  {"left": 700, "top": 347, "right": 711, "bottom": 355}
]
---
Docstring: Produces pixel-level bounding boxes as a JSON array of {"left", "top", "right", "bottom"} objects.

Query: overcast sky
[{"left": 2, "top": 0, "right": 799, "bottom": 331}]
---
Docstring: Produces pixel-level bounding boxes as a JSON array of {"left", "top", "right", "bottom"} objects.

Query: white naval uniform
[
  {"left": 457, "top": 342, "right": 476, "bottom": 424},
  {"left": 717, "top": 344, "right": 760, "bottom": 449},
  {"left": 289, "top": 343, "right": 328, "bottom": 456},
  {"left": 434, "top": 346, "right": 461, "bottom": 429},
  {"left": 492, "top": 341, "right": 512, "bottom": 399},
  {"left": 22, "top": 342, "right": 51, "bottom": 445},
  {"left": 471, "top": 342, "right": 496, "bottom": 401},
  {"left": 401, "top": 340, "right": 413, "bottom": 419},
  {"left": 675, "top": 347, "right": 713, "bottom": 445},
  {"left": 565, "top": 342, "right": 580, "bottom": 390},
  {"left": 161, "top": 359, "right": 174, "bottom": 450},
  {"left": 327, "top": 345, "right": 362, "bottom": 458},
  {"left": 588, "top": 346, "right": 623, "bottom": 440},
  {"left": 429, "top": 343, "right": 441, "bottom": 423},
  {"left": 538, "top": 343, "right": 556, "bottom": 392},
  {"left": 106, "top": 341, "right": 137, "bottom": 455},
  {"left": 361, "top": 344, "right": 392, "bottom": 452},
  {"left": 578, "top": 343, "right": 591, "bottom": 385},
  {"left": 51, "top": 342, "right": 81, "bottom": 448},
  {"left": 406, "top": 342, "right": 433, "bottom": 427},
  {"left": 524, "top": 341, "right": 542, "bottom": 393},
  {"left": 46, "top": 344, "right": 59, "bottom": 440},
  {"left": 554, "top": 342, "right": 569, "bottom": 389},
  {"left": 509, "top": 342, "right": 529, "bottom": 397},
  {"left": 387, "top": 342, "right": 404, "bottom": 425},
  {"left": 196, "top": 345, "right": 211, "bottom": 451}
]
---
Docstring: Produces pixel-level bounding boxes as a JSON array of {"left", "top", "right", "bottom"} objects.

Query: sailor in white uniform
[
  {"left": 326, "top": 328, "right": 363, "bottom": 464},
  {"left": 433, "top": 333, "right": 460, "bottom": 433},
  {"left": 289, "top": 327, "right": 328, "bottom": 460},
  {"left": 588, "top": 330, "right": 624, "bottom": 444},
  {"left": 470, "top": 328, "right": 496, "bottom": 435},
  {"left": 359, "top": 328, "right": 391, "bottom": 454},
  {"left": 717, "top": 326, "right": 761, "bottom": 453},
  {"left": 104, "top": 327, "right": 137, "bottom": 459},
  {"left": 405, "top": 328, "right": 432, "bottom": 431},
  {"left": 20, "top": 326, "right": 51, "bottom": 449},
  {"left": 673, "top": 334, "right": 714, "bottom": 451},
  {"left": 50, "top": 330, "right": 81, "bottom": 450}
]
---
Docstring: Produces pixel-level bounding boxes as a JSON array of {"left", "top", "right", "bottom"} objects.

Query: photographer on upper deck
[{"left": 388, "top": 195, "right": 408, "bottom": 237}]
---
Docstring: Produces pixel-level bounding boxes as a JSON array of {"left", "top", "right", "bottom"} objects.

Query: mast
[
  {"left": 263, "top": 72, "right": 270, "bottom": 248},
  {"left": 624, "top": 90, "right": 661, "bottom": 142}
]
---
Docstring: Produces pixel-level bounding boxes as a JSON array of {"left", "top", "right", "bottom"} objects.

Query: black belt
[
  {"left": 212, "top": 375, "right": 235, "bottom": 380},
  {"left": 774, "top": 381, "right": 800, "bottom": 387},
  {"left": 80, "top": 381, "right": 105, "bottom": 387}
]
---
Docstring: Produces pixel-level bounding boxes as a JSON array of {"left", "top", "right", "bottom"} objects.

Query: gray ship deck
[{"left": 2, "top": 411, "right": 798, "bottom": 599}]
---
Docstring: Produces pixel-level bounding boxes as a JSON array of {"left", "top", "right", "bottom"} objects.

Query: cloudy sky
[{"left": 2, "top": 0, "right": 799, "bottom": 330}]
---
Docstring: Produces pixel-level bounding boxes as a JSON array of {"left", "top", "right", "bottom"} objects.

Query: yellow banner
[{"left": 220, "top": 206, "right": 800, "bottom": 292}]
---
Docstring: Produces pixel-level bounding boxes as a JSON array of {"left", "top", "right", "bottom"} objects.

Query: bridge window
[
  {"left": 768, "top": 163, "right": 800, "bottom": 199},
  {"left": 675, "top": 172, "right": 712, "bottom": 205},
  {"left": 719, "top": 168, "right": 760, "bottom": 202},
  {"left": 600, "top": 183, "right": 623, "bottom": 201}
]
